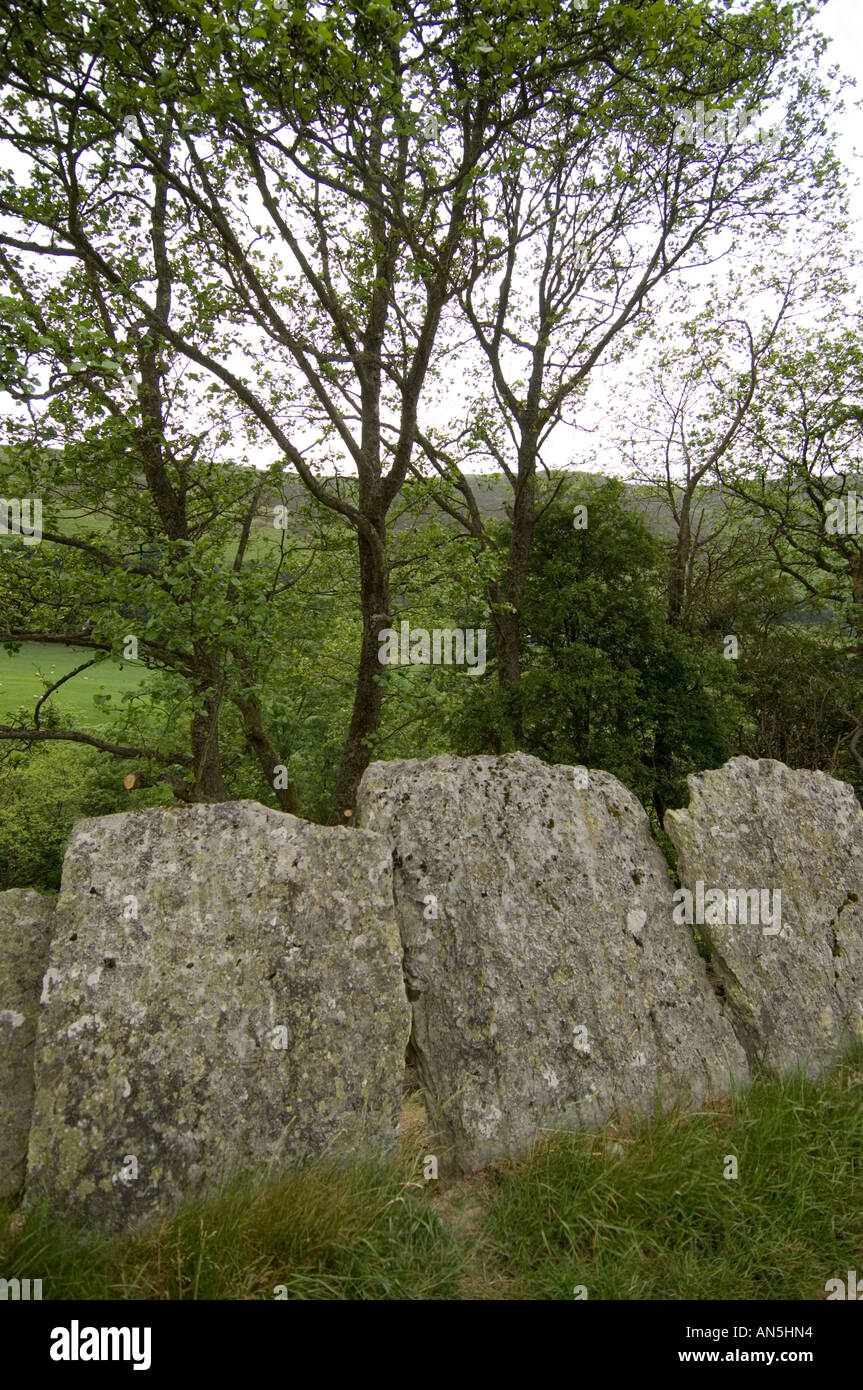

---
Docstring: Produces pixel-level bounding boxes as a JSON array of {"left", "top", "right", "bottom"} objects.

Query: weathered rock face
[
  {"left": 25, "top": 803, "right": 410, "bottom": 1231},
  {"left": 357, "top": 753, "right": 748, "bottom": 1173},
  {"left": 665, "top": 757, "right": 863, "bottom": 1076},
  {"left": 0, "top": 889, "right": 56, "bottom": 1199}
]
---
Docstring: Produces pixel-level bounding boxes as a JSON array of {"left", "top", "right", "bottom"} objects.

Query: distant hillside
[
  {"left": 244, "top": 470, "right": 685, "bottom": 539},
  {"left": 1, "top": 459, "right": 678, "bottom": 540},
  {"left": 6, "top": 450, "right": 859, "bottom": 547}
]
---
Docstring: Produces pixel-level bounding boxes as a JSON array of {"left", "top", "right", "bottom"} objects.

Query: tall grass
[
  {"left": 2, "top": 1055, "right": 861, "bottom": 1300},
  {"left": 0, "top": 1154, "right": 462, "bottom": 1301},
  {"left": 481, "top": 1054, "right": 863, "bottom": 1300}
]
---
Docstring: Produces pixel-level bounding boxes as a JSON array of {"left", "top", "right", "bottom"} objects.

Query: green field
[{"left": 0, "top": 642, "right": 148, "bottom": 723}]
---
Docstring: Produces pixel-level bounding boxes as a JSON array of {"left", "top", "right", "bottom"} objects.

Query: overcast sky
[
  {"left": 1, "top": 1, "right": 860, "bottom": 483},
  {"left": 542, "top": 0, "right": 863, "bottom": 480},
  {"left": 818, "top": 0, "right": 862, "bottom": 210}
]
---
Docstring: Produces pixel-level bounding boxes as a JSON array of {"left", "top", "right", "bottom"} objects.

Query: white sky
[
  {"left": 541, "top": 0, "right": 863, "bottom": 480},
  {"left": 1, "top": 0, "right": 861, "bottom": 484}
]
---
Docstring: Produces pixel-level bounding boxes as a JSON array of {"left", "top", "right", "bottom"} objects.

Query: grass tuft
[
  {"left": 480, "top": 1052, "right": 863, "bottom": 1300},
  {"left": 0, "top": 1154, "right": 463, "bottom": 1301},
  {"left": 2, "top": 1053, "right": 861, "bottom": 1300}
]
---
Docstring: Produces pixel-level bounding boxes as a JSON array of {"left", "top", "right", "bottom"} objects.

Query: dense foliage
[{"left": 0, "top": 0, "right": 860, "bottom": 881}]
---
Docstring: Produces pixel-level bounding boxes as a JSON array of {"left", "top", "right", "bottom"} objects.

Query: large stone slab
[
  {"left": 665, "top": 757, "right": 863, "bottom": 1076},
  {"left": 25, "top": 802, "right": 410, "bottom": 1231},
  {"left": 0, "top": 889, "right": 56, "bottom": 1199},
  {"left": 357, "top": 752, "right": 748, "bottom": 1173}
]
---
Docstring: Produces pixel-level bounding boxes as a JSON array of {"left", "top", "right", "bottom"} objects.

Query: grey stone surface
[
  {"left": 0, "top": 889, "right": 56, "bottom": 1199},
  {"left": 357, "top": 752, "right": 748, "bottom": 1173},
  {"left": 665, "top": 756, "right": 863, "bottom": 1076},
  {"left": 25, "top": 802, "right": 410, "bottom": 1231}
]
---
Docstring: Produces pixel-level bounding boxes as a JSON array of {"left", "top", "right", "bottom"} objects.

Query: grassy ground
[
  {"left": 0, "top": 642, "right": 147, "bottom": 723},
  {"left": 2, "top": 1054, "right": 861, "bottom": 1301}
]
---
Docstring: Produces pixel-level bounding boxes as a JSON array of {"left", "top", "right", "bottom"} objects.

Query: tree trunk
[
  {"left": 190, "top": 683, "right": 226, "bottom": 802},
  {"left": 331, "top": 528, "right": 389, "bottom": 821},
  {"left": 234, "top": 693, "right": 301, "bottom": 815},
  {"left": 652, "top": 722, "right": 672, "bottom": 826},
  {"left": 488, "top": 589, "right": 524, "bottom": 747},
  {"left": 667, "top": 490, "right": 692, "bottom": 630},
  {"left": 491, "top": 457, "right": 538, "bottom": 745}
]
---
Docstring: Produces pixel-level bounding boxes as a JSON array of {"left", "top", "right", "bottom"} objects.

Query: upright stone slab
[
  {"left": 0, "top": 889, "right": 56, "bottom": 1199},
  {"left": 357, "top": 753, "right": 748, "bottom": 1173},
  {"left": 665, "top": 757, "right": 863, "bottom": 1076},
  {"left": 25, "top": 803, "right": 410, "bottom": 1231}
]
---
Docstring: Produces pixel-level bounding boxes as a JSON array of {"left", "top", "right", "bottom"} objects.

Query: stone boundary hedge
[{"left": 1, "top": 755, "right": 860, "bottom": 1230}]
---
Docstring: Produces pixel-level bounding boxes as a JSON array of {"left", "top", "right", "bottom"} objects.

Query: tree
[
  {"left": 1, "top": 0, "right": 652, "bottom": 816},
  {"left": 616, "top": 260, "right": 821, "bottom": 631},
  {"left": 0, "top": 431, "right": 312, "bottom": 808},
  {"left": 470, "top": 481, "right": 741, "bottom": 821},
  {"left": 710, "top": 315, "right": 863, "bottom": 778},
  {"left": 413, "top": 0, "right": 845, "bottom": 742}
]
